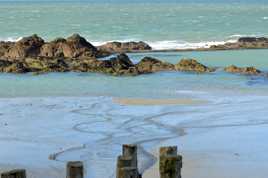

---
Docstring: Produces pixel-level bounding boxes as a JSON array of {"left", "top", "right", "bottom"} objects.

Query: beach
[{"left": 0, "top": 1, "right": 268, "bottom": 178}]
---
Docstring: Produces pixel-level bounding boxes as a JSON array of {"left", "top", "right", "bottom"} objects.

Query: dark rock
[
  {"left": 210, "top": 37, "right": 268, "bottom": 50},
  {"left": 4, "top": 34, "right": 44, "bottom": 60},
  {"left": 110, "top": 53, "right": 135, "bottom": 69},
  {"left": 175, "top": 59, "right": 215, "bottom": 73},
  {"left": 0, "top": 41, "right": 15, "bottom": 57},
  {"left": 0, "top": 59, "right": 13, "bottom": 71},
  {"left": 238, "top": 37, "right": 268, "bottom": 43},
  {"left": 24, "top": 57, "right": 69, "bottom": 73},
  {"left": 40, "top": 34, "right": 99, "bottom": 58},
  {"left": 1, "top": 61, "right": 28, "bottom": 73},
  {"left": 100, "top": 53, "right": 139, "bottom": 75},
  {"left": 98, "top": 41, "right": 152, "bottom": 53},
  {"left": 224, "top": 65, "right": 261, "bottom": 75},
  {"left": 136, "top": 57, "right": 174, "bottom": 73}
]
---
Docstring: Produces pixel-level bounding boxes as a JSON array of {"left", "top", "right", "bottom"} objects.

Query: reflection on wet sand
[{"left": 113, "top": 98, "right": 208, "bottom": 105}]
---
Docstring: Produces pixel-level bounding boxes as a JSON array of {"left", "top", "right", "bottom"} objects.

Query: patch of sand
[{"left": 113, "top": 98, "right": 208, "bottom": 106}]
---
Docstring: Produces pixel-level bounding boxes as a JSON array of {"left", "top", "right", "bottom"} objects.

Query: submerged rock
[
  {"left": 98, "top": 41, "right": 152, "bottom": 53},
  {"left": 136, "top": 57, "right": 174, "bottom": 73},
  {"left": 224, "top": 65, "right": 261, "bottom": 75},
  {"left": 175, "top": 59, "right": 215, "bottom": 73}
]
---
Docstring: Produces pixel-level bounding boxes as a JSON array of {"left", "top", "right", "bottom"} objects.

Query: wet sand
[
  {"left": 1, "top": 94, "right": 268, "bottom": 178},
  {"left": 113, "top": 98, "right": 208, "bottom": 106},
  {"left": 143, "top": 123, "right": 268, "bottom": 178}
]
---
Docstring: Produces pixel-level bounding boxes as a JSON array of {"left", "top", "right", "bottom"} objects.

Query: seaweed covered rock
[
  {"left": 4, "top": 35, "right": 44, "bottom": 60},
  {"left": 0, "top": 59, "right": 13, "bottom": 72},
  {"left": 98, "top": 41, "right": 152, "bottom": 53},
  {"left": 224, "top": 65, "right": 261, "bottom": 75},
  {"left": 24, "top": 57, "right": 70, "bottom": 73},
  {"left": 0, "top": 60, "right": 28, "bottom": 73},
  {"left": 136, "top": 57, "right": 174, "bottom": 74},
  {"left": 100, "top": 53, "right": 139, "bottom": 75},
  {"left": 175, "top": 59, "right": 215, "bottom": 73}
]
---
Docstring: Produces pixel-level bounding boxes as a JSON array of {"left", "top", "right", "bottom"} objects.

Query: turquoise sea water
[{"left": 0, "top": 1, "right": 268, "bottom": 49}]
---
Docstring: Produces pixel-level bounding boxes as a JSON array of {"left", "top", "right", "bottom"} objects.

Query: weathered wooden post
[
  {"left": 116, "top": 144, "right": 139, "bottom": 178},
  {"left": 122, "top": 144, "right": 138, "bottom": 168},
  {"left": 1, "top": 169, "right": 26, "bottom": 178},
  {"left": 66, "top": 161, "right": 84, "bottom": 178},
  {"left": 117, "top": 167, "right": 139, "bottom": 178},
  {"left": 159, "top": 146, "right": 182, "bottom": 178}
]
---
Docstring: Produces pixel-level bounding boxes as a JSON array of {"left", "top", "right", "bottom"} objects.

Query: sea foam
[{"left": 92, "top": 39, "right": 238, "bottom": 50}]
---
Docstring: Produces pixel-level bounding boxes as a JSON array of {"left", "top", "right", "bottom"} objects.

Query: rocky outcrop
[
  {"left": 98, "top": 41, "right": 152, "bottom": 53},
  {"left": 136, "top": 57, "right": 174, "bottom": 74},
  {"left": 0, "top": 53, "right": 139, "bottom": 75},
  {"left": 0, "top": 34, "right": 267, "bottom": 77},
  {"left": 99, "top": 53, "right": 139, "bottom": 75},
  {"left": 238, "top": 37, "right": 268, "bottom": 43},
  {"left": 210, "top": 37, "right": 268, "bottom": 50},
  {"left": 224, "top": 65, "right": 261, "bottom": 75},
  {"left": 175, "top": 59, "right": 215, "bottom": 73},
  {"left": 1, "top": 53, "right": 266, "bottom": 77},
  {"left": 3, "top": 35, "right": 44, "bottom": 60},
  {"left": 0, "top": 42, "right": 14, "bottom": 57},
  {"left": 0, "top": 34, "right": 109, "bottom": 61},
  {"left": 40, "top": 34, "right": 100, "bottom": 58}
]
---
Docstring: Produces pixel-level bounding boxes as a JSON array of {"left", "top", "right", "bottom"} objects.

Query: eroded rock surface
[
  {"left": 3, "top": 35, "right": 44, "bottom": 60},
  {"left": 136, "top": 57, "right": 174, "bottom": 74},
  {"left": 224, "top": 65, "right": 262, "bottom": 75},
  {"left": 0, "top": 34, "right": 267, "bottom": 77},
  {"left": 98, "top": 41, "right": 152, "bottom": 53},
  {"left": 175, "top": 59, "right": 215, "bottom": 73},
  {"left": 39, "top": 34, "right": 99, "bottom": 58}
]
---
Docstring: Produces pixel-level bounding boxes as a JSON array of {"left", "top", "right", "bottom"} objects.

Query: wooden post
[
  {"left": 122, "top": 144, "right": 137, "bottom": 168},
  {"left": 160, "top": 146, "right": 177, "bottom": 156},
  {"left": 159, "top": 146, "right": 182, "bottom": 178},
  {"left": 66, "top": 161, "right": 83, "bottom": 178},
  {"left": 1, "top": 169, "right": 26, "bottom": 178},
  {"left": 117, "top": 144, "right": 139, "bottom": 178},
  {"left": 116, "top": 155, "right": 133, "bottom": 178},
  {"left": 117, "top": 167, "right": 139, "bottom": 178}
]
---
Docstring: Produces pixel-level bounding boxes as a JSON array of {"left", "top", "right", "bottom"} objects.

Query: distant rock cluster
[
  {"left": 210, "top": 37, "right": 268, "bottom": 50},
  {"left": 0, "top": 34, "right": 265, "bottom": 76}
]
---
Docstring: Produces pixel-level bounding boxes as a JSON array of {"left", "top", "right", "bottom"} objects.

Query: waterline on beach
[{"left": 113, "top": 98, "right": 208, "bottom": 105}]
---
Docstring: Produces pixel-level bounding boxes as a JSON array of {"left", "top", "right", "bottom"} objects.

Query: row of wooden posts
[{"left": 1, "top": 145, "right": 182, "bottom": 178}]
